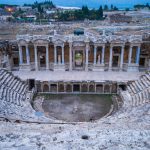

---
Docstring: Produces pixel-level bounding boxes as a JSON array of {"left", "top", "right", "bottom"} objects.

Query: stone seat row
[
  {"left": 121, "top": 72, "right": 150, "bottom": 107},
  {"left": 131, "top": 88, "right": 150, "bottom": 106},
  {"left": 0, "top": 95, "right": 48, "bottom": 122},
  {"left": 0, "top": 98, "right": 34, "bottom": 121},
  {"left": 0, "top": 69, "right": 28, "bottom": 108},
  {"left": 0, "top": 69, "right": 27, "bottom": 88},
  {"left": 127, "top": 72, "right": 150, "bottom": 95},
  {"left": 0, "top": 69, "right": 28, "bottom": 95},
  {"left": 0, "top": 69, "right": 50, "bottom": 122},
  {"left": 0, "top": 84, "right": 25, "bottom": 107}
]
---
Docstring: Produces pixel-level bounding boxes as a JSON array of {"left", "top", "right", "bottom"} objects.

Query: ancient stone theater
[{"left": 0, "top": 21, "right": 150, "bottom": 149}]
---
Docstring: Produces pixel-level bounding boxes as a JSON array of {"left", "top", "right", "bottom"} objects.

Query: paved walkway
[{"left": 12, "top": 71, "right": 143, "bottom": 82}]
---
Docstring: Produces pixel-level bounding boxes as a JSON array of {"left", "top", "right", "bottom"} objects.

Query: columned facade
[
  {"left": 120, "top": 45, "right": 125, "bottom": 70},
  {"left": 93, "top": 45, "right": 97, "bottom": 65},
  {"left": 109, "top": 45, "right": 113, "bottom": 71},
  {"left": 54, "top": 45, "right": 57, "bottom": 64},
  {"left": 26, "top": 45, "right": 30, "bottom": 65},
  {"left": 18, "top": 45, "right": 23, "bottom": 65},
  {"left": 69, "top": 42, "right": 73, "bottom": 71},
  {"left": 101, "top": 45, "right": 105, "bottom": 64},
  {"left": 34, "top": 45, "right": 38, "bottom": 71},
  {"left": 127, "top": 44, "right": 141, "bottom": 72},
  {"left": 18, "top": 44, "right": 31, "bottom": 71},
  {"left": 17, "top": 35, "right": 143, "bottom": 72},
  {"left": 85, "top": 42, "right": 89, "bottom": 71},
  {"left": 93, "top": 44, "right": 105, "bottom": 71}
]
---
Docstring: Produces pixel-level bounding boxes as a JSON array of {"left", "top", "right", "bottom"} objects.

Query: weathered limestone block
[{"left": 127, "top": 63, "right": 139, "bottom": 72}]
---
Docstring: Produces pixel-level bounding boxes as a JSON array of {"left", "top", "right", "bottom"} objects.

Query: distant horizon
[{"left": 0, "top": 0, "right": 149, "bottom": 9}]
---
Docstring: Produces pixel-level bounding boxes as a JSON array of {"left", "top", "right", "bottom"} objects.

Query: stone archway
[
  {"left": 104, "top": 84, "right": 110, "bottom": 93},
  {"left": 112, "top": 83, "right": 118, "bottom": 93},
  {"left": 81, "top": 83, "right": 88, "bottom": 92},
  {"left": 38, "top": 46, "right": 46, "bottom": 69},
  {"left": 89, "top": 84, "right": 95, "bottom": 92},
  {"left": 43, "top": 84, "right": 49, "bottom": 92},
  {"left": 58, "top": 83, "right": 64, "bottom": 92},
  {"left": 96, "top": 84, "right": 103, "bottom": 93},
  {"left": 50, "top": 84, "right": 57, "bottom": 92},
  {"left": 66, "top": 84, "right": 72, "bottom": 92}
]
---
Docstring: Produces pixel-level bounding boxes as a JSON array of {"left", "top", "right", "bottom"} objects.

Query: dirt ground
[{"left": 42, "top": 94, "right": 112, "bottom": 122}]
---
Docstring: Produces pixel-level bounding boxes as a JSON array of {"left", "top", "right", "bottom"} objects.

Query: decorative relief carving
[
  {"left": 73, "top": 42, "right": 85, "bottom": 47},
  {"left": 94, "top": 37, "right": 107, "bottom": 44},
  {"left": 34, "top": 39, "right": 49, "bottom": 45},
  {"left": 16, "top": 34, "right": 143, "bottom": 46},
  {"left": 18, "top": 40, "right": 27, "bottom": 45},
  {"left": 53, "top": 39, "right": 64, "bottom": 46}
]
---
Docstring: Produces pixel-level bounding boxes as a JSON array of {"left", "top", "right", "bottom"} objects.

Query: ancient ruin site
[{"left": 0, "top": 1, "right": 150, "bottom": 149}]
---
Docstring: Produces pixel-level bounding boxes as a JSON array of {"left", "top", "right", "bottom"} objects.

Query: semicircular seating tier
[
  {"left": 0, "top": 69, "right": 51, "bottom": 123},
  {"left": 120, "top": 71, "right": 150, "bottom": 107}
]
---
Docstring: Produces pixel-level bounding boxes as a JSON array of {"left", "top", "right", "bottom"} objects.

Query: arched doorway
[
  {"left": 74, "top": 50, "right": 84, "bottom": 70},
  {"left": 43, "top": 84, "right": 49, "bottom": 92},
  {"left": 38, "top": 46, "right": 46, "bottom": 69}
]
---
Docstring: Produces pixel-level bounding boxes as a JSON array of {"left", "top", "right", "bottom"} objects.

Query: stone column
[
  {"left": 94, "top": 45, "right": 97, "bottom": 65},
  {"left": 64, "top": 83, "right": 66, "bottom": 93},
  {"left": 18, "top": 45, "right": 23, "bottom": 65},
  {"left": 87, "top": 83, "right": 89, "bottom": 93},
  {"left": 69, "top": 42, "right": 72, "bottom": 71},
  {"left": 95, "top": 84, "right": 97, "bottom": 93},
  {"left": 57, "top": 83, "right": 58, "bottom": 93},
  {"left": 110, "top": 84, "right": 112, "bottom": 93},
  {"left": 109, "top": 45, "right": 113, "bottom": 70},
  {"left": 136, "top": 45, "right": 141, "bottom": 65},
  {"left": 128, "top": 45, "right": 133, "bottom": 65},
  {"left": 103, "top": 84, "right": 105, "bottom": 93},
  {"left": 85, "top": 43, "right": 89, "bottom": 71},
  {"left": 62, "top": 45, "right": 64, "bottom": 65},
  {"left": 54, "top": 45, "right": 57, "bottom": 64},
  {"left": 101, "top": 45, "right": 105, "bottom": 64},
  {"left": 34, "top": 45, "right": 38, "bottom": 71},
  {"left": 26, "top": 44, "right": 30, "bottom": 65},
  {"left": 80, "top": 83, "right": 81, "bottom": 93},
  {"left": 71, "top": 84, "right": 73, "bottom": 92},
  {"left": 46, "top": 45, "right": 49, "bottom": 70},
  {"left": 120, "top": 45, "right": 125, "bottom": 70}
]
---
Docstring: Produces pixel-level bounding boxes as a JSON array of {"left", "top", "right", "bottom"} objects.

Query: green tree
[
  {"left": 146, "top": 3, "right": 149, "bottom": 8},
  {"left": 104, "top": 5, "right": 108, "bottom": 11},
  {"left": 97, "top": 5, "right": 103, "bottom": 19},
  {"left": 114, "top": 6, "right": 118, "bottom": 11},
  {"left": 125, "top": 8, "right": 130, "bottom": 11},
  {"left": 38, "top": 4, "right": 43, "bottom": 14},
  {"left": 111, "top": 4, "right": 114, "bottom": 10},
  {"left": 82, "top": 5, "right": 89, "bottom": 18}
]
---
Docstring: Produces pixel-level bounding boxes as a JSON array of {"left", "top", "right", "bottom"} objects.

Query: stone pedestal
[
  {"left": 92, "top": 64, "right": 105, "bottom": 72},
  {"left": 19, "top": 64, "right": 31, "bottom": 71},
  {"left": 127, "top": 63, "right": 139, "bottom": 72},
  {"left": 53, "top": 64, "right": 65, "bottom": 71}
]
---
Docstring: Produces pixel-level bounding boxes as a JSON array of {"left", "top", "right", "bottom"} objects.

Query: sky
[{"left": 0, "top": 0, "right": 149, "bottom": 9}]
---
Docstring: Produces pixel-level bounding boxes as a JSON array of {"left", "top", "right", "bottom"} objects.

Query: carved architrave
[
  {"left": 34, "top": 39, "right": 49, "bottom": 46},
  {"left": 53, "top": 39, "right": 64, "bottom": 46},
  {"left": 129, "top": 39, "right": 142, "bottom": 44},
  {"left": 73, "top": 42, "right": 85, "bottom": 47},
  {"left": 18, "top": 40, "right": 27, "bottom": 46},
  {"left": 94, "top": 36, "right": 107, "bottom": 44},
  {"left": 111, "top": 40, "right": 125, "bottom": 45}
]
